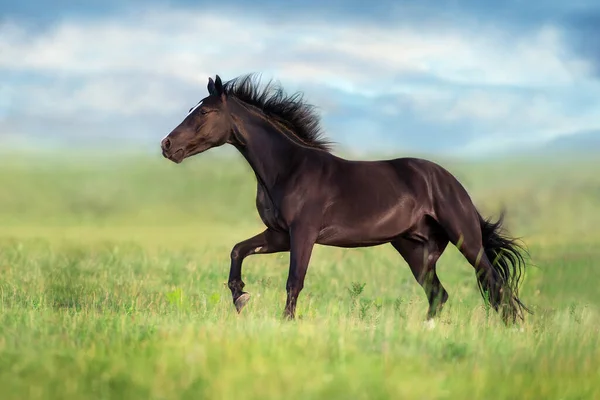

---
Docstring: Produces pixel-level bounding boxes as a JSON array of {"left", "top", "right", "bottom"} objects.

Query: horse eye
[{"left": 200, "top": 109, "right": 208, "bottom": 115}]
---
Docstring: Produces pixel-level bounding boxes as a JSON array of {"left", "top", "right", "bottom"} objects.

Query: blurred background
[
  {"left": 1, "top": 0, "right": 599, "bottom": 268},
  {"left": 2, "top": 0, "right": 600, "bottom": 156}
]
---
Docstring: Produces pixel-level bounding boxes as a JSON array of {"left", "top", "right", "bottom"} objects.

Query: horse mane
[{"left": 222, "top": 74, "right": 333, "bottom": 152}]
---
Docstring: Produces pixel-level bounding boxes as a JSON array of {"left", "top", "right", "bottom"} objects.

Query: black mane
[{"left": 223, "top": 74, "right": 333, "bottom": 152}]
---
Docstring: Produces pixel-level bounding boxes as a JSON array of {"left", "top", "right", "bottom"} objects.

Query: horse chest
[{"left": 255, "top": 184, "right": 286, "bottom": 231}]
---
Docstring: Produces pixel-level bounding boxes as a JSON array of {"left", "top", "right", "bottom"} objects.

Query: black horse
[{"left": 161, "top": 74, "right": 531, "bottom": 324}]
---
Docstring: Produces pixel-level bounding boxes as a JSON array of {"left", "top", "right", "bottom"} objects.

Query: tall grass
[{"left": 1, "top": 152, "right": 599, "bottom": 399}]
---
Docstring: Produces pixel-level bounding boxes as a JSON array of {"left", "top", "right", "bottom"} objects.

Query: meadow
[{"left": 1, "top": 150, "right": 599, "bottom": 399}]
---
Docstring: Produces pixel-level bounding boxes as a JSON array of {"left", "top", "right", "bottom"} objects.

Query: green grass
[{"left": 1, "top": 151, "right": 599, "bottom": 399}]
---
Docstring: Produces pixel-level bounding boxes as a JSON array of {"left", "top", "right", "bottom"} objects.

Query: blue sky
[{"left": 1, "top": 0, "right": 600, "bottom": 156}]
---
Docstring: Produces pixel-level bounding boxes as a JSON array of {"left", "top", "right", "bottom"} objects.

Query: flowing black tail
[{"left": 478, "top": 211, "right": 532, "bottom": 323}]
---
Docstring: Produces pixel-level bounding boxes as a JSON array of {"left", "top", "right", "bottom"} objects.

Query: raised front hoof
[{"left": 234, "top": 292, "right": 251, "bottom": 313}]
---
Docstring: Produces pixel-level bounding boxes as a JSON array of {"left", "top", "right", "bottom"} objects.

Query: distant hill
[
  {"left": 2, "top": 128, "right": 599, "bottom": 161},
  {"left": 536, "top": 130, "right": 600, "bottom": 154}
]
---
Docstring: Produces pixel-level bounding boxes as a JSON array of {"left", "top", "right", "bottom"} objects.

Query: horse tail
[{"left": 478, "top": 211, "right": 532, "bottom": 323}]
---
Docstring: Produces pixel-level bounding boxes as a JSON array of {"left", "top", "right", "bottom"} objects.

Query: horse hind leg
[
  {"left": 391, "top": 231, "right": 450, "bottom": 320},
  {"left": 439, "top": 210, "right": 529, "bottom": 324},
  {"left": 455, "top": 236, "right": 510, "bottom": 320}
]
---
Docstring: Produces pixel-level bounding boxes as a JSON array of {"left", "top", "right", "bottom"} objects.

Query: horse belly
[{"left": 317, "top": 201, "right": 416, "bottom": 247}]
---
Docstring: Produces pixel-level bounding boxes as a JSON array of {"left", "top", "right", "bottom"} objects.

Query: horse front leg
[
  {"left": 283, "top": 223, "right": 319, "bottom": 320},
  {"left": 228, "top": 228, "right": 289, "bottom": 313}
]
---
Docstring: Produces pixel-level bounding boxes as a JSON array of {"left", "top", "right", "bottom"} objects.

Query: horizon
[{"left": 2, "top": 0, "right": 600, "bottom": 157}]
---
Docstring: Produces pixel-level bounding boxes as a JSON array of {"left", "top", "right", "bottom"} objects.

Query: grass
[{"left": 1, "top": 151, "right": 599, "bottom": 399}]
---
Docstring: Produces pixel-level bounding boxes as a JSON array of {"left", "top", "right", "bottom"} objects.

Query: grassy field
[{"left": 1, "top": 150, "right": 599, "bottom": 399}]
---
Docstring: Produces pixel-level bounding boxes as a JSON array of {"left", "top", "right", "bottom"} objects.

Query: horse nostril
[{"left": 162, "top": 138, "right": 171, "bottom": 151}]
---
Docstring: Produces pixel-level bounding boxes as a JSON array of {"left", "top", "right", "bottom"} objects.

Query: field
[{"left": 1, "top": 150, "right": 599, "bottom": 399}]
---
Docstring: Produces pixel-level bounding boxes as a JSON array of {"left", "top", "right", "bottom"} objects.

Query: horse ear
[
  {"left": 214, "top": 75, "right": 224, "bottom": 96},
  {"left": 207, "top": 77, "right": 216, "bottom": 95}
]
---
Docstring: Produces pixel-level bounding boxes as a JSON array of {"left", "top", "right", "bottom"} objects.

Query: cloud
[
  {"left": 563, "top": 11, "right": 600, "bottom": 77},
  {"left": 2, "top": 9, "right": 592, "bottom": 87},
  {"left": 1, "top": 6, "right": 600, "bottom": 155}
]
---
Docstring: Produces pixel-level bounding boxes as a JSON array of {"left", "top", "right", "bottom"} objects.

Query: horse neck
[{"left": 232, "top": 106, "right": 309, "bottom": 189}]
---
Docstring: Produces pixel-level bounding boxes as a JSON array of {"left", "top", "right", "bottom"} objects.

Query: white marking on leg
[{"left": 254, "top": 246, "right": 263, "bottom": 253}]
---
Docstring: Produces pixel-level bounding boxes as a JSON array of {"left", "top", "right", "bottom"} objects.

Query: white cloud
[
  {"left": 1, "top": 7, "right": 599, "bottom": 153},
  {"left": 1, "top": 9, "right": 592, "bottom": 86},
  {"left": 9, "top": 76, "right": 187, "bottom": 118},
  {"left": 387, "top": 85, "right": 600, "bottom": 152}
]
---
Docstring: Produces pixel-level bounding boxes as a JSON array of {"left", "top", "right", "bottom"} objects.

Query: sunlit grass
[{"left": 0, "top": 152, "right": 599, "bottom": 399}]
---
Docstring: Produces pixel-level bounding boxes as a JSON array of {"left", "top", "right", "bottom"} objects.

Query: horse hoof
[
  {"left": 423, "top": 319, "right": 436, "bottom": 330},
  {"left": 234, "top": 293, "right": 251, "bottom": 313}
]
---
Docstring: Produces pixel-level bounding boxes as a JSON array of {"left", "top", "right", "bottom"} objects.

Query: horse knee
[
  {"left": 286, "top": 276, "right": 305, "bottom": 294},
  {"left": 230, "top": 244, "right": 243, "bottom": 262}
]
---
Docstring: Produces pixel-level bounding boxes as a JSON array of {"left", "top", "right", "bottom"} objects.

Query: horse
[{"left": 160, "top": 73, "right": 531, "bottom": 324}]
